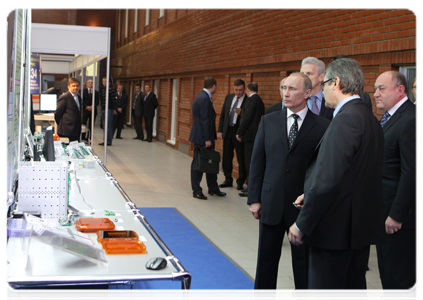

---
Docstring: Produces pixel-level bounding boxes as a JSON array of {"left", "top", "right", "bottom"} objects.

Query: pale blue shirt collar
[
  {"left": 203, "top": 88, "right": 212, "bottom": 100},
  {"left": 333, "top": 95, "right": 361, "bottom": 118}
]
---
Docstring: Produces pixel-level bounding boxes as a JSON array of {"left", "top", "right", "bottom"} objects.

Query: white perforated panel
[{"left": 18, "top": 161, "right": 68, "bottom": 219}]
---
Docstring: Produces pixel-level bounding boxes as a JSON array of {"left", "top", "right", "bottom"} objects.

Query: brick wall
[{"left": 111, "top": 8, "right": 416, "bottom": 176}]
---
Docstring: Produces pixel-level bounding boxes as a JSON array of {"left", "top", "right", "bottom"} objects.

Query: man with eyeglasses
[
  {"left": 300, "top": 57, "right": 334, "bottom": 120},
  {"left": 288, "top": 58, "right": 385, "bottom": 289},
  {"left": 248, "top": 73, "right": 329, "bottom": 289},
  {"left": 374, "top": 71, "right": 416, "bottom": 289}
]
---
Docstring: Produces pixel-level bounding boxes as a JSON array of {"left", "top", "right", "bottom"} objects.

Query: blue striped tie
[{"left": 380, "top": 111, "right": 391, "bottom": 127}]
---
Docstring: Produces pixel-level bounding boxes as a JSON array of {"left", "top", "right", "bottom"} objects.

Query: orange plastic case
[
  {"left": 96, "top": 230, "right": 147, "bottom": 254},
  {"left": 74, "top": 218, "right": 115, "bottom": 232},
  {"left": 101, "top": 241, "right": 147, "bottom": 254}
]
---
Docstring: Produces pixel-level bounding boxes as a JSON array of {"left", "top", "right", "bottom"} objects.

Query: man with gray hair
[
  {"left": 288, "top": 58, "right": 385, "bottom": 289},
  {"left": 300, "top": 56, "right": 334, "bottom": 120}
]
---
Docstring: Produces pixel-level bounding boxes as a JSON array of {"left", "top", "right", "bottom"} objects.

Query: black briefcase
[{"left": 195, "top": 147, "right": 220, "bottom": 174}]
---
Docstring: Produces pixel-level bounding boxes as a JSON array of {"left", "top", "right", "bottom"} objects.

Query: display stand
[{"left": 7, "top": 147, "right": 191, "bottom": 289}]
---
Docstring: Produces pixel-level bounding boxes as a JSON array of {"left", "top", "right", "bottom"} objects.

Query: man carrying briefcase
[{"left": 189, "top": 77, "right": 226, "bottom": 200}]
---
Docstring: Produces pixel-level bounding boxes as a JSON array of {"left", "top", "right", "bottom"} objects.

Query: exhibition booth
[{"left": 6, "top": 9, "right": 191, "bottom": 290}]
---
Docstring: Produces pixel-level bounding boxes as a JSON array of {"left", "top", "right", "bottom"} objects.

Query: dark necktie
[
  {"left": 288, "top": 114, "right": 299, "bottom": 148},
  {"left": 229, "top": 97, "right": 239, "bottom": 126},
  {"left": 380, "top": 111, "right": 391, "bottom": 127}
]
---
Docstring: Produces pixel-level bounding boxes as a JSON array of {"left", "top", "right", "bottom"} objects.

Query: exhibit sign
[{"left": 30, "top": 54, "right": 41, "bottom": 94}]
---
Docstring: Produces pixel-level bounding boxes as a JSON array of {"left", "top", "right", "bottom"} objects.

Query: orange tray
[
  {"left": 74, "top": 218, "right": 115, "bottom": 232},
  {"left": 97, "top": 230, "right": 139, "bottom": 244},
  {"left": 101, "top": 240, "right": 147, "bottom": 254}
]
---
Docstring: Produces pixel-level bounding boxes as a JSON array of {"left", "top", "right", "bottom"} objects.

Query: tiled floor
[{"left": 90, "top": 125, "right": 382, "bottom": 290}]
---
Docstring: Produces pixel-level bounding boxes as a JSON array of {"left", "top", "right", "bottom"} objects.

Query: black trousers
[
  {"left": 133, "top": 109, "right": 144, "bottom": 138},
  {"left": 190, "top": 144, "right": 219, "bottom": 195},
  {"left": 308, "top": 245, "right": 370, "bottom": 289},
  {"left": 144, "top": 114, "right": 154, "bottom": 141},
  {"left": 222, "top": 126, "right": 246, "bottom": 185},
  {"left": 376, "top": 228, "right": 416, "bottom": 289},
  {"left": 81, "top": 111, "right": 96, "bottom": 140},
  {"left": 112, "top": 113, "right": 125, "bottom": 138},
  {"left": 255, "top": 216, "right": 309, "bottom": 289}
]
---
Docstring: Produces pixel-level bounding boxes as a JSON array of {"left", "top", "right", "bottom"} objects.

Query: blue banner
[{"left": 30, "top": 54, "right": 41, "bottom": 94}]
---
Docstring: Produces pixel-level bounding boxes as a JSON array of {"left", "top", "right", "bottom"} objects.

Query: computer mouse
[{"left": 145, "top": 257, "right": 167, "bottom": 270}]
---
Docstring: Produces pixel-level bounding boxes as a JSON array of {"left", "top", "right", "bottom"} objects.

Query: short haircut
[
  {"left": 301, "top": 57, "right": 326, "bottom": 75},
  {"left": 145, "top": 83, "right": 151, "bottom": 88},
  {"left": 289, "top": 72, "right": 312, "bottom": 91},
  {"left": 204, "top": 77, "right": 217, "bottom": 89},
  {"left": 234, "top": 79, "right": 245, "bottom": 87},
  {"left": 68, "top": 77, "right": 80, "bottom": 85},
  {"left": 331, "top": 54, "right": 349, "bottom": 62},
  {"left": 325, "top": 58, "right": 364, "bottom": 96},
  {"left": 247, "top": 82, "right": 258, "bottom": 92},
  {"left": 390, "top": 71, "right": 408, "bottom": 94},
  {"left": 135, "top": 83, "right": 141, "bottom": 88}
]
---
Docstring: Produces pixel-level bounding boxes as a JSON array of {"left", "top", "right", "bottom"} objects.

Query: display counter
[{"left": 7, "top": 147, "right": 191, "bottom": 289}]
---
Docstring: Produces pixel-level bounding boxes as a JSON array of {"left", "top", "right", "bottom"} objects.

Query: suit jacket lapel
[
  {"left": 289, "top": 109, "right": 316, "bottom": 152},
  {"left": 382, "top": 100, "right": 412, "bottom": 133},
  {"left": 278, "top": 109, "right": 289, "bottom": 151}
]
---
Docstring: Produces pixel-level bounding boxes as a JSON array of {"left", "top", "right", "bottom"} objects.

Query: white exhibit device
[{"left": 18, "top": 161, "right": 68, "bottom": 219}]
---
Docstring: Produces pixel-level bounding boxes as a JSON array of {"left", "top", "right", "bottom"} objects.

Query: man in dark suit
[
  {"left": 265, "top": 77, "right": 286, "bottom": 115},
  {"left": 189, "top": 77, "right": 226, "bottom": 200},
  {"left": 81, "top": 79, "right": 100, "bottom": 140},
  {"left": 113, "top": 84, "right": 128, "bottom": 139},
  {"left": 248, "top": 73, "right": 330, "bottom": 289},
  {"left": 236, "top": 82, "right": 265, "bottom": 197},
  {"left": 132, "top": 83, "right": 145, "bottom": 140},
  {"left": 217, "top": 79, "right": 247, "bottom": 191},
  {"left": 374, "top": 71, "right": 416, "bottom": 289},
  {"left": 289, "top": 58, "right": 385, "bottom": 289},
  {"left": 140, "top": 83, "right": 158, "bottom": 142},
  {"left": 54, "top": 77, "right": 82, "bottom": 142},
  {"left": 300, "top": 57, "right": 334, "bottom": 120}
]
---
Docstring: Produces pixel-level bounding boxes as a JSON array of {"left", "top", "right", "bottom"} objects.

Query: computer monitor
[{"left": 39, "top": 94, "right": 57, "bottom": 112}]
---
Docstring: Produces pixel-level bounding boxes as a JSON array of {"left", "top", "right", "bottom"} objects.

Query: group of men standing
[
  {"left": 132, "top": 83, "right": 159, "bottom": 142},
  {"left": 54, "top": 77, "right": 158, "bottom": 145},
  {"left": 188, "top": 56, "right": 415, "bottom": 290}
]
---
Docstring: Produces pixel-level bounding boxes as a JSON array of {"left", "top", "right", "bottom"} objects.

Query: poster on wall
[{"left": 30, "top": 54, "right": 41, "bottom": 94}]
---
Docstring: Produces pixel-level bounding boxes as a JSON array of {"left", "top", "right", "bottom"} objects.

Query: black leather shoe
[
  {"left": 239, "top": 192, "right": 248, "bottom": 197},
  {"left": 209, "top": 190, "right": 227, "bottom": 197},
  {"left": 133, "top": 137, "right": 140, "bottom": 139},
  {"left": 116, "top": 137, "right": 123, "bottom": 139},
  {"left": 193, "top": 193, "right": 207, "bottom": 200},
  {"left": 219, "top": 181, "right": 233, "bottom": 188},
  {"left": 142, "top": 139, "right": 148, "bottom": 141},
  {"left": 237, "top": 184, "right": 244, "bottom": 190}
]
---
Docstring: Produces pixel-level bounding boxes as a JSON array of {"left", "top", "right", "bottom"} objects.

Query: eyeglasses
[{"left": 320, "top": 77, "right": 334, "bottom": 87}]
